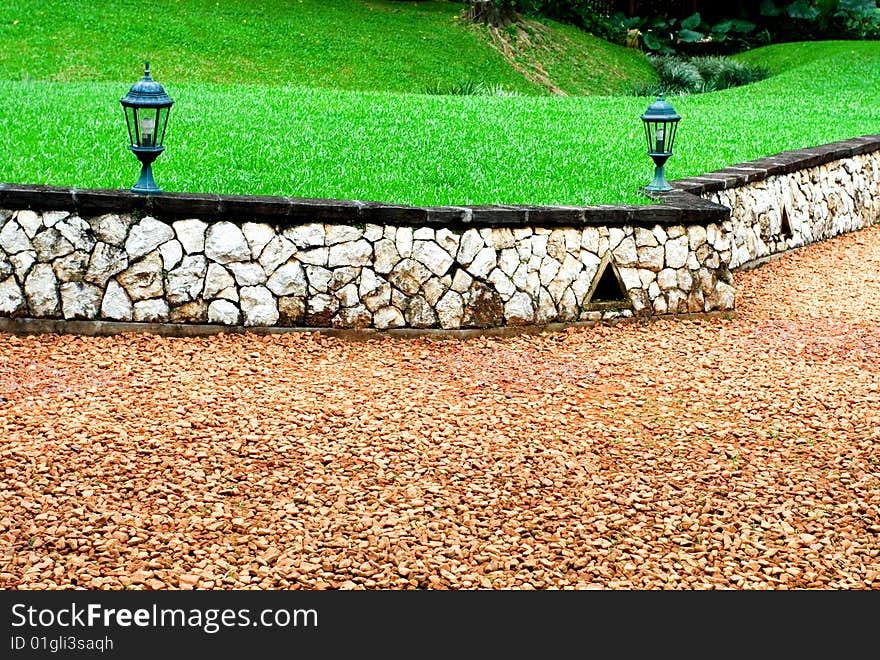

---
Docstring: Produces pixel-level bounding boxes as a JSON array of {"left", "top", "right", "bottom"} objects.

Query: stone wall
[
  {"left": 0, "top": 211, "right": 734, "bottom": 329},
  {"left": 675, "top": 137, "right": 880, "bottom": 270},
  {"left": 0, "top": 134, "right": 878, "bottom": 333}
]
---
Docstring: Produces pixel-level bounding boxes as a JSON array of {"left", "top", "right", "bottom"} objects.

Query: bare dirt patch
[{"left": 479, "top": 19, "right": 569, "bottom": 95}]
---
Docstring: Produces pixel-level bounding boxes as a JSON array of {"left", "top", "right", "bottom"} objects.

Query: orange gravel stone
[{"left": 1, "top": 226, "right": 879, "bottom": 589}]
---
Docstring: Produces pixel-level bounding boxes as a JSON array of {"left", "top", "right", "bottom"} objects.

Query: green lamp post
[
  {"left": 120, "top": 62, "right": 174, "bottom": 194},
  {"left": 640, "top": 94, "right": 681, "bottom": 193}
]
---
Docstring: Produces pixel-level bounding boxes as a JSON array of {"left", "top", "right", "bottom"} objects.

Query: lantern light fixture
[
  {"left": 640, "top": 93, "right": 681, "bottom": 193},
  {"left": 120, "top": 61, "right": 174, "bottom": 194}
]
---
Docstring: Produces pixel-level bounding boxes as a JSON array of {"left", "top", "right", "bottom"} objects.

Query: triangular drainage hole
[
  {"left": 586, "top": 260, "right": 630, "bottom": 307},
  {"left": 778, "top": 206, "right": 793, "bottom": 240}
]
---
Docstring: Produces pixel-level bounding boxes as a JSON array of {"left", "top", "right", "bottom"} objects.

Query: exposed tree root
[{"left": 480, "top": 18, "right": 569, "bottom": 96}]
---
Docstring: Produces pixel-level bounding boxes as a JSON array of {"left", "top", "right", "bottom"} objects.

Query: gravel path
[{"left": 2, "top": 226, "right": 879, "bottom": 590}]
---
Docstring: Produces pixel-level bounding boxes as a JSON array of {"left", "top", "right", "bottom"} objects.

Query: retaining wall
[
  {"left": 1, "top": 135, "right": 878, "bottom": 333},
  {"left": 676, "top": 136, "right": 880, "bottom": 270}
]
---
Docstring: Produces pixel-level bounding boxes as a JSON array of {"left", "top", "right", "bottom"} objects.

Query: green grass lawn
[
  {"left": 5, "top": 0, "right": 526, "bottom": 91},
  {"left": 732, "top": 39, "right": 874, "bottom": 75},
  {"left": 0, "top": 0, "right": 653, "bottom": 94},
  {"left": 1, "top": 0, "right": 878, "bottom": 206}
]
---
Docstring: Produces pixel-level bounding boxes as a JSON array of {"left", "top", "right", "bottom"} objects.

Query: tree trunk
[{"left": 467, "top": 1, "right": 517, "bottom": 29}]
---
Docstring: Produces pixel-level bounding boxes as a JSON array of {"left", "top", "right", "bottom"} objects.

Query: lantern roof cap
[
  {"left": 121, "top": 62, "right": 174, "bottom": 108},
  {"left": 641, "top": 94, "right": 680, "bottom": 122}
]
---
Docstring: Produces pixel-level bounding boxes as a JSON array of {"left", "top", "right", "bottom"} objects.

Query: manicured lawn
[
  {"left": 733, "top": 39, "right": 876, "bottom": 75},
  {"left": 0, "top": 0, "right": 652, "bottom": 95},
  {"left": 1, "top": 0, "right": 878, "bottom": 206}
]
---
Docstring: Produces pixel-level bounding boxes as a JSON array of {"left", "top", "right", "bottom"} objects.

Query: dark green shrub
[
  {"left": 423, "top": 80, "right": 519, "bottom": 96},
  {"left": 759, "top": 0, "right": 880, "bottom": 41},
  {"left": 637, "top": 54, "right": 771, "bottom": 95},
  {"left": 646, "top": 55, "right": 704, "bottom": 93},
  {"left": 611, "top": 11, "right": 770, "bottom": 56},
  {"left": 424, "top": 80, "right": 480, "bottom": 95},
  {"left": 829, "top": 0, "right": 880, "bottom": 37},
  {"left": 524, "top": 1, "right": 627, "bottom": 43},
  {"left": 689, "top": 56, "right": 771, "bottom": 91},
  {"left": 463, "top": 1, "right": 877, "bottom": 51}
]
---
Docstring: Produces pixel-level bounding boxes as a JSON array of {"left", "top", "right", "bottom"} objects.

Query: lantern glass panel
[
  {"left": 124, "top": 106, "right": 171, "bottom": 148},
  {"left": 664, "top": 121, "right": 678, "bottom": 153},
  {"left": 154, "top": 106, "right": 171, "bottom": 146},
  {"left": 644, "top": 120, "right": 678, "bottom": 155},
  {"left": 123, "top": 106, "right": 137, "bottom": 147},
  {"left": 138, "top": 110, "right": 158, "bottom": 147},
  {"left": 655, "top": 122, "right": 667, "bottom": 152}
]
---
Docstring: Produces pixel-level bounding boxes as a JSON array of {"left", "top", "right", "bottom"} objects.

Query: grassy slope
[
  {"left": 538, "top": 21, "right": 655, "bottom": 95},
  {"left": 0, "top": 0, "right": 541, "bottom": 92},
  {"left": 469, "top": 17, "right": 656, "bottom": 96},
  {"left": 0, "top": 2, "right": 877, "bottom": 206},
  {"left": 682, "top": 41, "right": 880, "bottom": 176},
  {"left": 0, "top": 0, "right": 655, "bottom": 95},
  {"left": 733, "top": 40, "right": 870, "bottom": 74}
]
